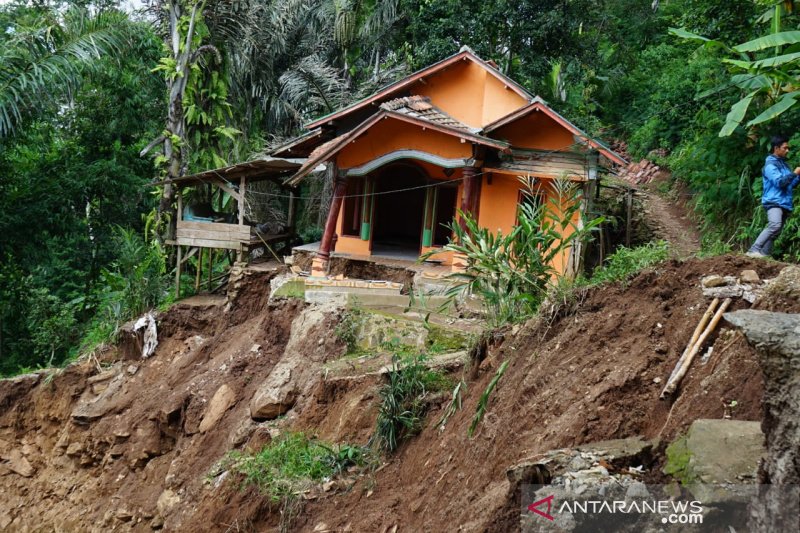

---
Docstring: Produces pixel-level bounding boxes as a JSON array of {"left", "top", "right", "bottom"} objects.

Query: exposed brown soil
[{"left": 0, "top": 255, "right": 795, "bottom": 532}]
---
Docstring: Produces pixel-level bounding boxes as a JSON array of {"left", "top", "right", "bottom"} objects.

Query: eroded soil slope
[{"left": 1, "top": 256, "right": 797, "bottom": 532}]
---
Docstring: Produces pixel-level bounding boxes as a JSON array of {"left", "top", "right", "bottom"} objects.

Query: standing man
[{"left": 747, "top": 135, "right": 800, "bottom": 258}]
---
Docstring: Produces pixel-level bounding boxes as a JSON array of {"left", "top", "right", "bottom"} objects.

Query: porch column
[
  {"left": 454, "top": 165, "right": 481, "bottom": 272},
  {"left": 313, "top": 175, "right": 347, "bottom": 276},
  {"left": 459, "top": 165, "right": 481, "bottom": 230}
]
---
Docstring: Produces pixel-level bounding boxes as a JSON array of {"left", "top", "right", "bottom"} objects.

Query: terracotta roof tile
[{"left": 380, "top": 96, "right": 472, "bottom": 131}]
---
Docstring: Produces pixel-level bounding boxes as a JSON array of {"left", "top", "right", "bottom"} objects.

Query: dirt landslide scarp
[{"left": 0, "top": 255, "right": 795, "bottom": 532}]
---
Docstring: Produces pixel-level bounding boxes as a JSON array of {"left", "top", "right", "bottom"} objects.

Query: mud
[{"left": 0, "top": 254, "right": 795, "bottom": 532}]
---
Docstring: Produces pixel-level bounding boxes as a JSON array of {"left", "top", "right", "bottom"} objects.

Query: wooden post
[
  {"left": 625, "top": 189, "right": 633, "bottom": 247},
  {"left": 175, "top": 245, "right": 182, "bottom": 299},
  {"left": 287, "top": 189, "right": 297, "bottom": 233},
  {"left": 237, "top": 177, "right": 247, "bottom": 263},
  {"left": 459, "top": 166, "right": 480, "bottom": 231},
  {"left": 207, "top": 248, "right": 213, "bottom": 290},
  {"left": 238, "top": 177, "right": 247, "bottom": 225},
  {"left": 314, "top": 174, "right": 347, "bottom": 276},
  {"left": 176, "top": 185, "right": 183, "bottom": 221},
  {"left": 195, "top": 248, "right": 202, "bottom": 292}
]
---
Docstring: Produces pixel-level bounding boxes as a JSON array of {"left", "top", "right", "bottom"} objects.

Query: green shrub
[
  {"left": 25, "top": 287, "right": 78, "bottom": 367},
  {"left": 374, "top": 354, "right": 449, "bottom": 452},
  {"left": 426, "top": 177, "right": 602, "bottom": 327},
  {"left": 590, "top": 240, "right": 670, "bottom": 286},
  {"left": 227, "top": 432, "right": 369, "bottom": 501},
  {"left": 334, "top": 307, "right": 364, "bottom": 354}
]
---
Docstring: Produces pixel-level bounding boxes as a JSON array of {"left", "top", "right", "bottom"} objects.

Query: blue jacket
[{"left": 762, "top": 154, "right": 800, "bottom": 211}]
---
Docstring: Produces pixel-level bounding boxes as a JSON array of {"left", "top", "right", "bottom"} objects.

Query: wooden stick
[
  {"left": 195, "top": 248, "right": 202, "bottom": 292},
  {"left": 175, "top": 245, "right": 182, "bottom": 299},
  {"left": 207, "top": 248, "right": 213, "bottom": 290},
  {"left": 666, "top": 298, "right": 719, "bottom": 384},
  {"left": 661, "top": 298, "right": 732, "bottom": 398}
]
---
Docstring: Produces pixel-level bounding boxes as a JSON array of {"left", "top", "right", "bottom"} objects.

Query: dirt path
[{"left": 638, "top": 182, "right": 702, "bottom": 259}]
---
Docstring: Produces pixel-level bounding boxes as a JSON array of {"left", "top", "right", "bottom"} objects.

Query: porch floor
[{"left": 292, "top": 241, "right": 451, "bottom": 277}]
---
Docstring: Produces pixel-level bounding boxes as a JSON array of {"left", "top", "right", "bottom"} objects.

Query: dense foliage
[{"left": 3, "top": 0, "right": 800, "bottom": 374}]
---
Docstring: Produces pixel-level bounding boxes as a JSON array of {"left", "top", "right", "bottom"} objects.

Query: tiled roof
[{"left": 380, "top": 96, "right": 473, "bottom": 132}]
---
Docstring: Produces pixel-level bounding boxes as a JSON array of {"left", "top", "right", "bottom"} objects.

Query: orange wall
[
  {"left": 414, "top": 60, "right": 528, "bottom": 129},
  {"left": 476, "top": 173, "right": 581, "bottom": 275},
  {"left": 491, "top": 111, "right": 575, "bottom": 150},
  {"left": 336, "top": 118, "right": 472, "bottom": 169}
]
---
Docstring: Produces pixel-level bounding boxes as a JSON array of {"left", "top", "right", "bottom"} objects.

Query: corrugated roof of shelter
[
  {"left": 152, "top": 157, "right": 303, "bottom": 186},
  {"left": 379, "top": 96, "right": 473, "bottom": 132}
]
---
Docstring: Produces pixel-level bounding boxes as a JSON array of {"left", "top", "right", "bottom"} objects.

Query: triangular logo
[{"left": 527, "top": 494, "right": 555, "bottom": 521}]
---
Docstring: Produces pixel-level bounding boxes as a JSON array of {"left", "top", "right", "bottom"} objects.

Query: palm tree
[{"left": 0, "top": 6, "right": 132, "bottom": 137}]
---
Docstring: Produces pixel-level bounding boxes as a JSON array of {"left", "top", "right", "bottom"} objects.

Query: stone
[
  {"left": 127, "top": 365, "right": 139, "bottom": 375},
  {"left": 115, "top": 509, "right": 133, "bottom": 522},
  {"left": 198, "top": 384, "right": 236, "bottom": 433},
  {"left": 66, "top": 443, "right": 83, "bottom": 457},
  {"left": 150, "top": 515, "right": 165, "bottom": 530},
  {"left": 72, "top": 374, "right": 126, "bottom": 423},
  {"left": 724, "top": 310, "right": 800, "bottom": 532},
  {"left": 739, "top": 269, "right": 760, "bottom": 284},
  {"left": 701, "top": 275, "right": 727, "bottom": 288},
  {"left": 249, "top": 365, "right": 297, "bottom": 420},
  {"left": 156, "top": 489, "right": 180, "bottom": 516},
  {"left": 6, "top": 449, "right": 34, "bottom": 477},
  {"left": 685, "top": 418, "right": 764, "bottom": 484}
]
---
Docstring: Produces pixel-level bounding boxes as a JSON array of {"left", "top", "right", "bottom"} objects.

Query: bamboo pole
[
  {"left": 195, "top": 248, "right": 202, "bottom": 292},
  {"left": 207, "top": 248, "right": 213, "bottom": 290},
  {"left": 661, "top": 298, "right": 732, "bottom": 398},
  {"left": 665, "top": 298, "right": 719, "bottom": 385},
  {"left": 175, "top": 245, "right": 182, "bottom": 299}
]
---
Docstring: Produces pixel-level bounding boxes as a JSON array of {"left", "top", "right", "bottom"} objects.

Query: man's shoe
[{"left": 746, "top": 251, "right": 767, "bottom": 258}]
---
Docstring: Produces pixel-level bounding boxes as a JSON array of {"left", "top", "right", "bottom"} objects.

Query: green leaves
[
  {"left": 733, "top": 30, "right": 800, "bottom": 52},
  {"left": 674, "top": 23, "right": 800, "bottom": 136},
  {"left": 719, "top": 91, "right": 757, "bottom": 137},
  {"left": 747, "top": 90, "right": 800, "bottom": 126},
  {"left": 0, "top": 7, "right": 133, "bottom": 136},
  {"left": 423, "top": 177, "right": 601, "bottom": 327}
]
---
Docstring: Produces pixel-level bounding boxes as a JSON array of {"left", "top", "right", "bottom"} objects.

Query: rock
[
  {"left": 72, "top": 374, "right": 126, "bottom": 424},
  {"left": 249, "top": 365, "right": 297, "bottom": 420},
  {"left": 156, "top": 489, "right": 181, "bottom": 516},
  {"left": 115, "top": 509, "right": 133, "bottom": 522},
  {"left": 6, "top": 449, "right": 34, "bottom": 477},
  {"left": 198, "top": 384, "right": 236, "bottom": 433},
  {"left": 739, "top": 269, "right": 760, "bottom": 284},
  {"left": 150, "top": 515, "right": 165, "bottom": 530},
  {"left": 314, "top": 523, "right": 330, "bottom": 532},
  {"left": 684, "top": 419, "right": 764, "bottom": 484},
  {"left": 763, "top": 265, "right": 800, "bottom": 300},
  {"left": 127, "top": 365, "right": 139, "bottom": 375},
  {"left": 0, "top": 512, "right": 12, "bottom": 529},
  {"left": 652, "top": 377, "right": 661, "bottom": 384},
  {"left": 65, "top": 442, "right": 84, "bottom": 457},
  {"left": 701, "top": 275, "right": 727, "bottom": 288},
  {"left": 724, "top": 310, "right": 800, "bottom": 532}
]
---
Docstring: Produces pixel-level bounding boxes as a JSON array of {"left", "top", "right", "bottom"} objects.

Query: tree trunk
[{"left": 156, "top": 0, "right": 198, "bottom": 244}]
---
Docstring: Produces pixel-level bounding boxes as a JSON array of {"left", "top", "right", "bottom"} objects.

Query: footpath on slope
[{"left": 1, "top": 256, "right": 798, "bottom": 532}]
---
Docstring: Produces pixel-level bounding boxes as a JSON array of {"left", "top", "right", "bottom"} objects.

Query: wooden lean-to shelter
[
  {"left": 274, "top": 47, "right": 626, "bottom": 277},
  {"left": 156, "top": 158, "right": 302, "bottom": 296}
]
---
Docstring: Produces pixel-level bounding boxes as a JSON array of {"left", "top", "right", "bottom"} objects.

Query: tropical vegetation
[{"left": 3, "top": 0, "right": 800, "bottom": 375}]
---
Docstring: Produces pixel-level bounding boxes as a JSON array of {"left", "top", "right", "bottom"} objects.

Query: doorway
[{"left": 371, "top": 164, "right": 427, "bottom": 258}]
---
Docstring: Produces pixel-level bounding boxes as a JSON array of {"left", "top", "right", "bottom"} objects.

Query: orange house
[{"left": 274, "top": 47, "right": 625, "bottom": 276}]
